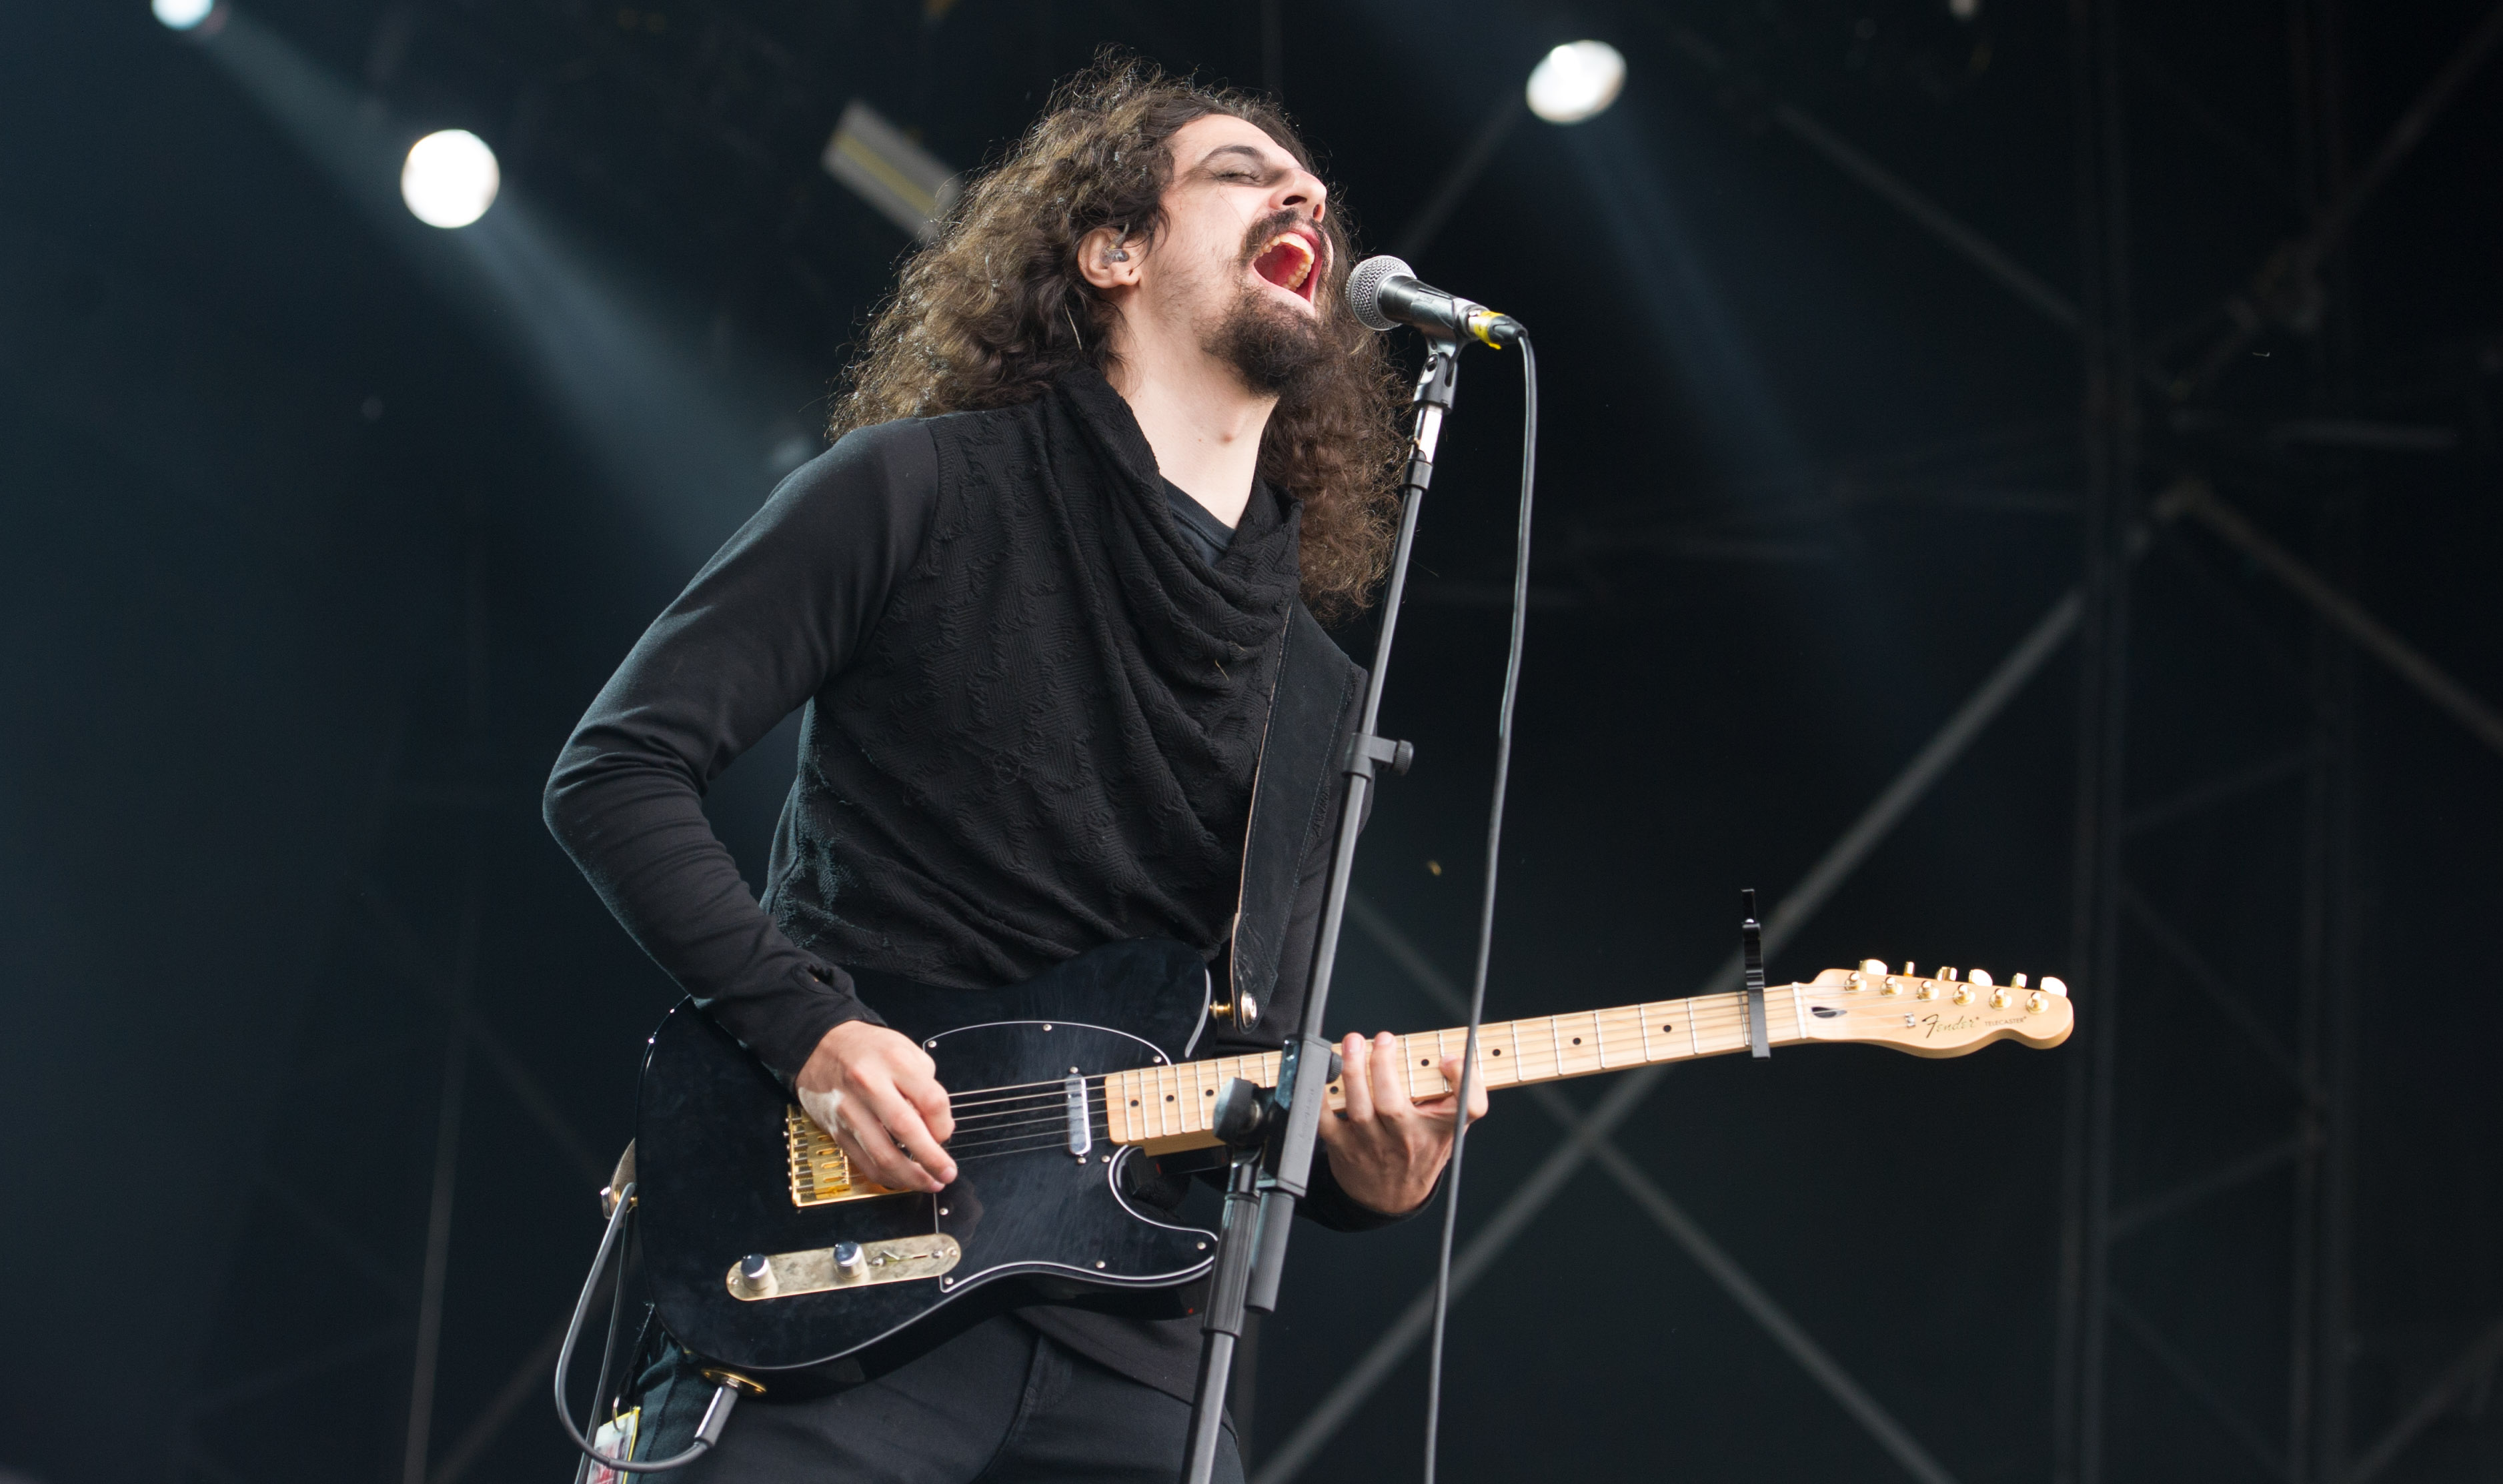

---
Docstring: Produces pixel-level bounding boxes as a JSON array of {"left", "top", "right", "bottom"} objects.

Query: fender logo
[{"left": 1917, "top": 1012, "right": 2029, "bottom": 1038}]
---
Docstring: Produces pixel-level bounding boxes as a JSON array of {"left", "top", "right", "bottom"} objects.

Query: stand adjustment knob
[
  {"left": 1212, "top": 1078, "right": 1271, "bottom": 1148},
  {"left": 1344, "top": 733, "right": 1414, "bottom": 780}
]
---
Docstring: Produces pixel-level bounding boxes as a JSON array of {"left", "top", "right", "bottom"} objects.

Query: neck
[
  {"left": 1102, "top": 985, "right": 1813, "bottom": 1154},
  {"left": 1102, "top": 318, "right": 1275, "bottom": 527}
]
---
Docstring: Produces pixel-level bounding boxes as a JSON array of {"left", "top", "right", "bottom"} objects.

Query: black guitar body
[{"left": 634, "top": 938, "right": 1223, "bottom": 1397}]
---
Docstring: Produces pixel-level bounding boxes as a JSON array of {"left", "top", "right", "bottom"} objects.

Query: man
[{"left": 546, "top": 57, "right": 1485, "bottom": 1481}]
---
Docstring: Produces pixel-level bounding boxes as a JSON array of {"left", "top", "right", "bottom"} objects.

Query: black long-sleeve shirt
[{"left": 546, "top": 367, "right": 1397, "bottom": 1400}]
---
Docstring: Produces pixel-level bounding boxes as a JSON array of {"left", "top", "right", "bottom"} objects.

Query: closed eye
[{"left": 1200, "top": 143, "right": 1284, "bottom": 185}]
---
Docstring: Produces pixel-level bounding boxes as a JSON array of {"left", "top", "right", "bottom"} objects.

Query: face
[{"left": 1086, "top": 113, "right": 1335, "bottom": 395}]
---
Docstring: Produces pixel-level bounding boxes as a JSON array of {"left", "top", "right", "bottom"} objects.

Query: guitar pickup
[
  {"left": 1065, "top": 1074, "right": 1091, "bottom": 1157},
  {"left": 727, "top": 1234, "right": 964, "bottom": 1301}
]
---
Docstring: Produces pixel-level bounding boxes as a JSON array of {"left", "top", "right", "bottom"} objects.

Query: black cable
[
  {"left": 570, "top": 1223, "right": 636, "bottom": 1484},
  {"left": 1419, "top": 333, "right": 1537, "bottom": 1484},
  {"left": 554, "top": 1185, "right": 744, "bottom": 1473}
]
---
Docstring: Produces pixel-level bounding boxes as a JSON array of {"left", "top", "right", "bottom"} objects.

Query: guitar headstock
[{"left": 1793, "top": 960, "right": 2073, "bottom": 1057}]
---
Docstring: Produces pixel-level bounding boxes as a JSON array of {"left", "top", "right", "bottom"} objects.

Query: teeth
[{"left": 1263, "top": 233, "right": 1315, "bottom": 293}]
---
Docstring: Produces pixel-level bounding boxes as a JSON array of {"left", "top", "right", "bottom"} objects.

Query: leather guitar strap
[{"left": 1226, "top": 604, "right": 1359, "bottom": 1030}]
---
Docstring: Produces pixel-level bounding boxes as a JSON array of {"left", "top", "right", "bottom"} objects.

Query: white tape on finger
[{"left": 799, "top": 1084, "right": 846, "bottom": 1141}]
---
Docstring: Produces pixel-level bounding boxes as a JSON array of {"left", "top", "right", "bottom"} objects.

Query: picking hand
[{"left": 796, "top": 1020, "right": 958, "bottom": 1193}]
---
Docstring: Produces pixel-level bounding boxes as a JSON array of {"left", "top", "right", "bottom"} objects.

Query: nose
[{"left": 1273, "top": 167, "right": 1327, "bottom": 223}]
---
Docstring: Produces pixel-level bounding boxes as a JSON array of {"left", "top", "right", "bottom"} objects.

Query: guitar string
[
  {"left": 945, "top": 1092, "right": 1092, "bottom": 1121},
  {"left": 920, "top": 988, "right": 1893, "bottom": 1102},
  {"left": 945, "top": 1110, "right": 1096, "bottom": 1141},
  {"left": 853, "top": 995, "right": 1980, "bottom": 1162},
  {"left": 954, "top": 997, "right": 1928, "bottom": 1125},
  {"left": 842, "top": 994, "right": 1997, "bottom": 1157},
  {"left": 952, "top": 1131, "right": 1111, "bottom": 1165},
  {"left": 942, "top": 1012, "right": 1839, "bottom": 1154},
  {"left": 920, "top": 1014, "right": 1758, "bottom": 1159},
  {"left": 932, "top": 1004, "right": 1789, "bottom": 1129},
  {"left": 818, "top": 980, "right": 2021, "bottom": 1183},
  {"left": 901, "top": 992, "right": 1788, "bottom": 1106},
  {"left": 940, "top": 1078, "right": 1107, "bottom": 1110},
  {"left": 830, "top": 1119, "right": 1111, "bottom": 1167},
  {"left": 941, "top": 1055, "right": 1291, "bottom": 1128},
  {"left": 933, "top": 1007, "right": 1801, "bottom": 1157}
]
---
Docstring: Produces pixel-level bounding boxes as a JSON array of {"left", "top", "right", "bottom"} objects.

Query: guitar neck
[{"left": 1102, "top": 984, "right": 1808, "bottom": 1153}]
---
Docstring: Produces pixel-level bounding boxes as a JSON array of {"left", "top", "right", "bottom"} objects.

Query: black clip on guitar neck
[{"left": 1743, "top": 888, "right": 1771, "bottom": 1060}]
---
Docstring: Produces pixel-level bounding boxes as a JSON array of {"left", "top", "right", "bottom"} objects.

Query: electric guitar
[{"left": 626, "top": 937, "right": 2070, "bottom": 1395}]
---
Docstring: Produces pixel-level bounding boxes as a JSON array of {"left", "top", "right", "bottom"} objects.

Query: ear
[{"left": 1076, "top": 225, "right": 1142, "bottom": 292}]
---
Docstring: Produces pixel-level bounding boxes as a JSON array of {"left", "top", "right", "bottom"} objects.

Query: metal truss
[
  {"left": 2052, "top": 1, "right": 2503, "bottom": 1480},
  {"left": 171, "top": 510, "right": 610, "bottom": 1484}
]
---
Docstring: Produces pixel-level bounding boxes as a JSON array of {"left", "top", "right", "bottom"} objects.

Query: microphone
[{"left": 1347, "top": 255, "right": 1523, "bottom": 347}]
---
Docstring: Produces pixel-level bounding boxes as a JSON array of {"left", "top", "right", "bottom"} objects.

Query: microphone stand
[{"left": 1180, "top": 337, "right": 1469, "bottom": 1483}]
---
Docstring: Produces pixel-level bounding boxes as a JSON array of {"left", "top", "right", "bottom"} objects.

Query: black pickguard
[{"left": 634, "top": 938, "right": 1223, "bottom": 1395}]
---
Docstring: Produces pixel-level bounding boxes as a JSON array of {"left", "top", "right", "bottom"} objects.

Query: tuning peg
[
  {"left": 2041, "top": 976, "right": 2067, "bottom": 998},
  {"left": 2011, "top": 973, "right": 2029, "bottom": 988},
  {"left": 1969, "top": 969, "right": 1993, "bottom": 987}
]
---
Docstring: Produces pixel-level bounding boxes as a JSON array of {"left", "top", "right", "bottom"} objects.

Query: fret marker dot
[
  {"left": 1165, "top": 1094, "right": 1175, "bottom": 1102},
  {"left": 1572, "top": 1037, "right": 1582, "bottom": 1045}
]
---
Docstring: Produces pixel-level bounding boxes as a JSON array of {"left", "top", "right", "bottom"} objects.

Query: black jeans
[{"left": 632, "top": 1316, "right": 1242, "bottom": 1483}]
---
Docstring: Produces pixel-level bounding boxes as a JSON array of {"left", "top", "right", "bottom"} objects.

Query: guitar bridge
[{"left": 786, "top": 1104, "right": 908, "bottom": 1207}]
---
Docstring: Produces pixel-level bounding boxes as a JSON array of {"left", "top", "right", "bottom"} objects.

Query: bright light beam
[
  {"left": 189, "top": 9, "right": 806, "bottom": 566},
  {"left": 1527, "top": 41, "right": 1627, "bottom": 124},
  {"left": 401, "top": 129, "right": 500, "bottom": 229},
  {"left": 1563, "top": 111, "right": 1803, "bottom": 483},
  {"left": 153, "top": 0, "right": 223, "bottom": 31}
]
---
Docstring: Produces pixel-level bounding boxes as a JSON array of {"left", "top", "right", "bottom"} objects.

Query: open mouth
[{"left": 1250, "top": 229, "right": 1321, "bottom": 303}]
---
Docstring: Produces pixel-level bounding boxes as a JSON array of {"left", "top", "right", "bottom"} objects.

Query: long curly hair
[{"left": 827, "top": 55, "right": 1405, "bottom": 620}]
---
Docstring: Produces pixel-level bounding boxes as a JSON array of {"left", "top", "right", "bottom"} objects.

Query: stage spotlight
[
  {"left": 401, "top": 129, "right": 500, "bottom": 229},
  {"left": 153, "top": 0, "right": 226, "bottom": 33},
  {"left": 1526, "top": 41, "right": 1626, "bottom": 125}
]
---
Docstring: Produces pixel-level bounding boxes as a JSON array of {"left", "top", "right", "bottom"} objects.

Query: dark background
[{"left": 3, "top": 1, "right": 2498, "bottom": 1481}]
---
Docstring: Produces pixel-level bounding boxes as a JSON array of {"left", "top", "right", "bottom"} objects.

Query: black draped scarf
[{"left": 776, "top": 363, "right": 1305, "bottom": 987}]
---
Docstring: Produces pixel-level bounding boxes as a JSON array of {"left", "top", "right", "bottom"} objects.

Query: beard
[{"left": 1205, "top": 275, "right": 1331, "bottom": 398}]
